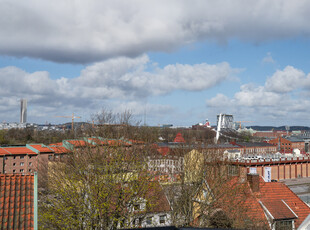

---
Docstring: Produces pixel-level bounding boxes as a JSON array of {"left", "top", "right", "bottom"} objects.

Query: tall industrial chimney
[{"left": 20, "top": 99, "right": 27, "bottom": 123}]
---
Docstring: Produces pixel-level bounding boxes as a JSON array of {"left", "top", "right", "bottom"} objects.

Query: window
[
  {"left": 159, "top": 215, "right": 166, "bottom": 224},
  {"left": 13, "top": 170, "right": 16, "bottom": 173},
  {"left": 146, "top": 216, "right": 152, "bottom": 225},
  {"left": 20, "top": 162, "right": 24, "bottom": 166},
  {"left": 29, "top": 162, "right": 32, "bottom": 166},
  {"left": 20, "top": 156, "right": 24, "bottom": 159},
  {"left": 133, "top": 204, "right": 140, "bottom": 211},
  {"left": 138, "top": 217, "right": 143, "bottom": 226},
  {"left": 119, "top": 219, "right": 125, "bottom": 228},
  {"left": 29, "top": 156, "right": 32, "bottom": 159},
  {"left": 13, "top": 163, "right": 16, "bottom": 166},
  {"left": 132, "top": 218, "right": 138, "bottom": 226},
  {"left": 29, "top": 169, "right": 31, "bottom": 172},
  {"left": 48, "top": 155, "right": 53, "bottom": 160},
  {"left": 20, "top": 169, "right": 24, "bottom": 172},
  {"left": 13, "top": 156, "right": 16, "bottom": 159},
  {"left": 275, "top": 220, "right": 293, "bottom": 230}
]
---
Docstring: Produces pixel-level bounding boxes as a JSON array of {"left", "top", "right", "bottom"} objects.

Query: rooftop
[{"left": 0, "top": 174, "right": 35, "bottom": 229}]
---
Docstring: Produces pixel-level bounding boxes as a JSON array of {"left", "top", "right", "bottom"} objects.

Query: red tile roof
[
  {"left": 0, "top": 148, "right": 10, "bottom": 156},
  {"left": 260, "top": 200, "right": 297, "bottom": 220},
  {"left": 0, "top": 174, "right": 34, "bottom": 230},
  {"left": 48, "top": 146, "right": 71, "bottom": 154},
  {"left": 174, "top": 132, "right": 185, "bottom": 143},
  {"left": 2, "top": 147, "right": 37, "bottom": 155},
  {"left": 66, "top": 140, "right": 89, "bottom": 147},
  {"left": 218, "top": 176, "right": 310, "bottom": 228},
  {"left": 257, "top": 181, "right": 310, "bottom": 228},
  {"left": 28, "top": 144, "right": 53, "bottom": 153}
]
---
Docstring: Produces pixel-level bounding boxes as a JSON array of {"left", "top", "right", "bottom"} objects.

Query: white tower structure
[
  {"left": 217, "top": 114, "right": 234, "bottom": 129},
  {"left": 20, "top": 99, "right": 27, "bottom": 124},
  {"left": 216, "top": 114, "right": 234, "bottom": 142}
]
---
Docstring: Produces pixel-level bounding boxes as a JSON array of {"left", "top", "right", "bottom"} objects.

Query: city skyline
[{"left": 1, "top": 1, "right": 310, "bottom": 126}]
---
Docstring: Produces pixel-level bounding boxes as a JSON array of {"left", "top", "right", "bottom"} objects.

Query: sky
[{"left": 1, "top": 0, "right": 310, "bottom": 127}]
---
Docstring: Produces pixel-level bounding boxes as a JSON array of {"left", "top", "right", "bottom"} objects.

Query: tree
[
  {"left": 168, "top": 148, "right": 269, "bottom": 229},
  {"left": 39, "top": 144, "right": 157, "bottom": 229}
]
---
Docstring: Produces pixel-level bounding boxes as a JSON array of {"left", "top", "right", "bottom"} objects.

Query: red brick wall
[
  {"left": 245, "top": 162, "right": 310, "bottom": 180},
  {"left": 3, "top": 154, "right": 38, "bottom": 173},
  {"left": 0, "top": 157, "right": 3, "bottom": 173}
]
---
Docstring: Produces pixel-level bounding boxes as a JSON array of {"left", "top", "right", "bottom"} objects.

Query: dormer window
[
  {"left": 131, "top": 198, "right": 146, "bottom": 212},
  {"left": 159, "top": 215, "right": 166, "bottom": 224},
  {"left": 146, "top": 216, "right": 153, "bottom": 225},
  {"left": 275, "top": 220, "right": 293, "bottom": 230}
]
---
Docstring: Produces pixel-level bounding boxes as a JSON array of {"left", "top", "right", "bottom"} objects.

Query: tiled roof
[
  {"left": 0, "top": 174, "right": 35, "bottom": 230},
  {"left": 207, "top": 143, "right": 238, "bottom": 149},
  {"left": 260, "top": 200, "right": 297, "bottom": 220},
  {"left": 66, "top": 140, "right": 89, "bottom": 147},
  {"left": 234, "top": 142, "right": 275, "bottom": 147},
  {"left": 258, "top": 181, "right": 310, "bottom": 228},
  {"left": 206, "top": 176, "right": 310, "bottom": 228},
  {"left": 147, "top": 182, "right": 171, "bottom": 213},
  {"left": 0, "top": 148, "right": 9, "bottom": 156},
  {"left": 48, "top": 146, "right": 71, "bottom": 154},
  {"left": 2, "top": 147, "right": 37, "bottom": 155},
  {"left": 28, "top": 144, "right": 53, "bottom": 153},
  {"left": 235, "top": 177, "right": 310, "bottom": 228},
  {"left": 174, "top": 133, "right": 185, "bottom": 143},
  {"left": 284, "top": 136, "right": 304, "bottom": 142}
]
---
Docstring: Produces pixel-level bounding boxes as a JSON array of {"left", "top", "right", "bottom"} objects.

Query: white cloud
[
  {"left": 262, "top": 52, "right": 275, "bottom": 64},
  {"left": 0, "top": 55, "right": 234, "bottom": 123},
  {"left": 265, "top": 66, "right": 305, "bottom": 93},
  {"left": 74, "top": 55, "right": 235, "bottom": 98},
  {"left": 1, "top": 1, "right": 310, "bottom": 63},
  {"left": 235, "top": 85, "right": 284, "bottom": 107},
  {"left": 206, "top": 94, "right": 232, "bottom": 107},
  {"left": 206, "top": 65, "right": 310, "bottom": 125}
]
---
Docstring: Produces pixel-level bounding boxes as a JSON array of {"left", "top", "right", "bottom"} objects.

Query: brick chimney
[{"left": 247, "top": 173, "right": 260, "bottom": 192}]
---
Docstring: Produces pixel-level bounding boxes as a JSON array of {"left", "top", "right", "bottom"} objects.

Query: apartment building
[{"left": 268, "top": 136, "right": 305, "bottom": 153}]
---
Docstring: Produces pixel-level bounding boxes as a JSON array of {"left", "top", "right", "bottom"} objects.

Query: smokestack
[{"left": 20, "top": 99, "right": 27, "bottom": 124}]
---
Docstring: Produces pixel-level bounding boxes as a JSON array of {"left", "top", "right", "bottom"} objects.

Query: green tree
[{"left": 39, "top": 144, "right": 157, "bottom": 229}]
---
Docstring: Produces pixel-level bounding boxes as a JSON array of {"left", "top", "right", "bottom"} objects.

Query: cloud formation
[
  {"left": 262, "top": 52, "right": 275, "bottom": 64},
  {"left": 206, "top": 66, "right": 310, "bottom": 124},
  {"left": 0, "top": 55, "right": 234, "bottom": 122},
  {"left": 1, "top": 1, "right": 310, "bottom": 63}
]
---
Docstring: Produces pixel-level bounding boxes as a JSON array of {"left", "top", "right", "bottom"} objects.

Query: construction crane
[
  {"left": 235, "top": 121, "right": 254, "bottom": 129},
  {"left": 55, "top": 113, "right": 81, "bottom": 132}
]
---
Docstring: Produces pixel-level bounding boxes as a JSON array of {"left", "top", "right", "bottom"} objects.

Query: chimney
[
  {"left": 239, "top": 167, "right": 247, "bottom": 183},
  {"left": 247, "top": 173, "right": 260, "bottom": 192}
]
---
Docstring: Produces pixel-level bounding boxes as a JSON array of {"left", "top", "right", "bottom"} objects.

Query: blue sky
[{"left": 1, "top": 1, "right": 310, "bottom": 127}]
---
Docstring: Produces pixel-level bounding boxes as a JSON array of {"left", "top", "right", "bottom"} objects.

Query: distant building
[
  {"left": 268, "top": 137, "right": 305, "bottom": 153},
  {"left": 216, "top": 114, "right": 234, "bottom": 130},
  {"left": 20, "top": 98, "right": 27, "bottom": 124}
]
